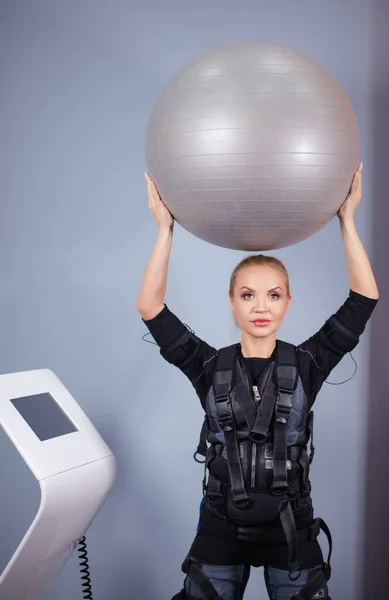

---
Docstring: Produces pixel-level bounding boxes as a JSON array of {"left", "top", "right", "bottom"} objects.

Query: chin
[
  {"left": 253, "top": 331, "right": 274, "bottom": 338},
  {"left": 245, "top": 327, "right": 275, "bottom": 338}
]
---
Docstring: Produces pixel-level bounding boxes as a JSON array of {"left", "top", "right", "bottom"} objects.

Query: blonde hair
[{"left": 229, "top": 254, "right": 290, "bottom": 298}]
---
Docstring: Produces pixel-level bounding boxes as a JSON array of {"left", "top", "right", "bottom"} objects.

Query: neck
[{"left": 240, "top": 332, "right": 276, "bottom": 358}]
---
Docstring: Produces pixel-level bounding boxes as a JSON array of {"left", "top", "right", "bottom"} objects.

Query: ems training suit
[{"left": 143, "top": 290, "right": 377, "bottom": 600}]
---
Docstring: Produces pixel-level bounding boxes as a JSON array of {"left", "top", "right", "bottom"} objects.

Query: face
[{"left": 229, "top": 266, "right": 291, "bottom": 339}]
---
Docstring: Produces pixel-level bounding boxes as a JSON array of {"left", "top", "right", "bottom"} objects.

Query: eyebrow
[{"left": 240, "top": 286, "right": 283, "bottom": 293}]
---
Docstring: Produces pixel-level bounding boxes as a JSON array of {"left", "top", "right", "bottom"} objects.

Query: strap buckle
[
  {"left": 271, "top": 482, "right": 289, "bottom": 496},
  {"left": 214, "top": 394, "right": 234, "bottom": 432},
  {"left": 193, "top": 451, "right": 206, "bottom": 464},
  {"left": 288, "top": 569, "right": 302, "bottom": 582},
  {"left": 275, "top": 389, "right": 293, "bottom": 424},
  {"left": 250, "top": 431, "right": 268, "bottom": 443},
  {"left": 309, "top": 518, "right": 321, "bottom": 541},
  {"left": 232, "top": 494, "right": 252, "bottom": 509}
]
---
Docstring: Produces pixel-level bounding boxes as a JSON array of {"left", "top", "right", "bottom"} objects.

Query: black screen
[{"left": 10, "top": 393, "right": 78, "bottom": 441}]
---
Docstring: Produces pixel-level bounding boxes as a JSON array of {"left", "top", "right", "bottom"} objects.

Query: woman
[{"left": 137, "top": 163, "right": 378, "bottom": 600}]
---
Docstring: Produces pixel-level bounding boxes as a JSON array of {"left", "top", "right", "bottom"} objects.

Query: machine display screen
[{"left": 10, "top": 393, "right": 78, "bottom": 441}]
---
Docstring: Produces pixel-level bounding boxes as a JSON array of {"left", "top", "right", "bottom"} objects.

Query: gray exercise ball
[{"left": 145, "top": 42, "right": 359, "bottom": 250}]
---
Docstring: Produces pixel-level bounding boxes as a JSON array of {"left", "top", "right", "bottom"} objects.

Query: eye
[
  {"left": 242, "top": 292, "right": 253, "bottom": 300},
  {"left": 270, "top": 292, "right": 281, "bottom": 300}
]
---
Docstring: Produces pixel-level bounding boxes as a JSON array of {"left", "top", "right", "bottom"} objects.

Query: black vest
[{"left": 195, "top": 340, "right": 316, "bottom": 573}]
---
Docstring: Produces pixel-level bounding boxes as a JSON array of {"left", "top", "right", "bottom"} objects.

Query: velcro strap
[
  {"left": 307, "top": 411, "right": 315, "bottom": 464},
  {"left": 223, "top": 429, "right": 250, "bottom": 506},
  {"left": 272, "top": 419, "right": 288, "bottom": 493},
  {"left": 182, "top": 558, "right": 222, "bottom": 600},
  {"left": 279, "top": 499, "right": 300, "bottom": 574},
  {"left": 291, "top": 566, "right": 327, "bottom": 599}
]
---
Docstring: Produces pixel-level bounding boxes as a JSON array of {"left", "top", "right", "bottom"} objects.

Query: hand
[
  {"left": 337, "top": 162, "right": 363, "bottom": 222},
  {"left": 145, "top": 172, "right": 174, "bottom": 229}
]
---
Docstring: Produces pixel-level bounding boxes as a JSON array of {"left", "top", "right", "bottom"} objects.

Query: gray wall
[{"left": 0, "top": 1, "right": 385, "bottom": 599}]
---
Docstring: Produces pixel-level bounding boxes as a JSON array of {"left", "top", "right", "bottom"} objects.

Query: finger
[
  {"left": 146, "top": 172, "right": 157, "bottom": 187},
  {"left": 145, "top": 173, "right": 157, "bottom": 194},
  {"left": 349, "top": 173, "right": 358, "bottom": 195},
  {"left": 146, "top": 178, "right": 158, "bottom": 201},
  {"left": 150, "top": 185, "right": 162, "bottom": 204},
  {"left": 149, "top": 188, "right": 161, "bottom": 209},
  {"left": 145, "top": 174, "right": 156, "bottom": 192},
  {"left": 351, "top": 163, "right": 362, "bottom": 192},
  {"left": 351, "top": 164, "right": 362, "bottom": 198},
  {"left": 358, "top": 162, "right": 363, "bottom": 193}
]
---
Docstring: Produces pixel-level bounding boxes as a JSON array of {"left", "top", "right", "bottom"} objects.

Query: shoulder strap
[
  {"left": 213, "top": 345, "right": 250, "bottom": 507},
  {"left": 193, "top": 345, "right": 237, "bottom": 463},
  {"left": 213, "top": 344, "right": 238, "bottom": 384},
  {"left": 274, "top": 340, "right": 298, "bottom": 402},
  {"left": 272, "top": 342, "right": 301, "bottom": 573},
  {"left": 212, "top": 344, "right": 238, "bottom": 429},
  {"left": 272, "top": 341, "right": 299, "bottom": 494}
]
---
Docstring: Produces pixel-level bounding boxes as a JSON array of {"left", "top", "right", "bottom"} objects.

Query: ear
[{"left": 229, "top": 294, "right": 234, "bottom": 311}]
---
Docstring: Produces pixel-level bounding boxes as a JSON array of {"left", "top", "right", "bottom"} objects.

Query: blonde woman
[{"left": 137, "top": 164, "right": 378, "bottom": 600}]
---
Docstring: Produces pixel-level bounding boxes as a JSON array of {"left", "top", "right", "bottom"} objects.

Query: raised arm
[
  {"left": 137, "top": 174, "right": 217, "bottom": 404},
  {"left": 137, "top": 173, "right": 174, "bottom": 320},
  {"left": 298, "top": 164, "right": 379, "bottom": 401},
  {"left": 337, "top": 162, "right": 379, "bottom": 300}
]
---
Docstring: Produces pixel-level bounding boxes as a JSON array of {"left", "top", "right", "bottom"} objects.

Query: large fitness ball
[{"left": 145, "top": 42, "right": 359, "bottom": 250}]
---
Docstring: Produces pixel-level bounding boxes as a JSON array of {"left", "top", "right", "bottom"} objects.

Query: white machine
[{"left": 0, "top": 368, "right": 116, "bottom": 600}]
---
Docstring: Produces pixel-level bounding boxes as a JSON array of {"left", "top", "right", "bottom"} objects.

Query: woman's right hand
[{"left": 145, "top": 172, "right": 174, "bottom": 229}]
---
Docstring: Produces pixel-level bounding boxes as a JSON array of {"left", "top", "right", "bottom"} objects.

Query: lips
[{"left": 252, "top": 319, "right": 271, "bottom": 326}]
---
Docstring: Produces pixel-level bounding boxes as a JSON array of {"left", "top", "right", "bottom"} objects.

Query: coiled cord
[{"left": 77, "top": 536, "right": 93, "bottom": 599}]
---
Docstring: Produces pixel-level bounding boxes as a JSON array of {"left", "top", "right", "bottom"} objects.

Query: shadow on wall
[{"left": 362, "top": 0, "right": 389, "bottom": 597}]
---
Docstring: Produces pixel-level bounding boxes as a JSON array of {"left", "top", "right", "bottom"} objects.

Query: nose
[{"left": 253, "top": 298, "right": 268, "bottom": 313}]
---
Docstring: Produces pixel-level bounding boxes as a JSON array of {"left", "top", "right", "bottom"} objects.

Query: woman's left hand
[{"left": 337, "top": 162, "right": 363, "bottom": 222}]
